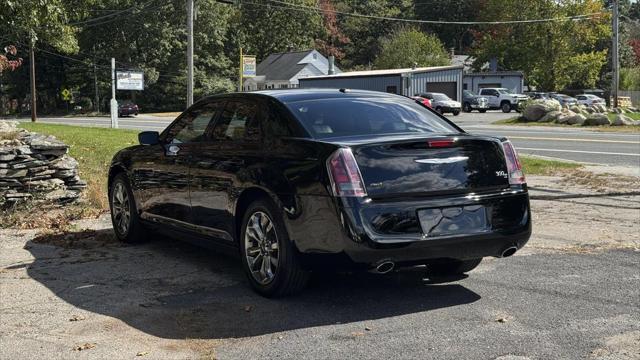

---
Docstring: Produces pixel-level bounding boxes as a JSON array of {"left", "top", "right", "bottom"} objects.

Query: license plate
[{"left": 418, "top": 205, "right": 490, "bottom": 238}]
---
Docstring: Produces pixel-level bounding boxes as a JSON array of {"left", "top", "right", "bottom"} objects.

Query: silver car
[{"left": 417, "top": 92, "right": 462, "bottom": 116}]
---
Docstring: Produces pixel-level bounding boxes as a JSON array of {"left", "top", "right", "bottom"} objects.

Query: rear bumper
[
  {"left": 440, "top": 106, "right": 461, "bottom": 113},
  {"left": 285, "top": 189, "right": 531, "bottom": 268}
]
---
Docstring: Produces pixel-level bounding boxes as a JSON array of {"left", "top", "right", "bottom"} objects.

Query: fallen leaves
[
  {"left": 69, "top": 314, "right": 85, "bottom": 322},
  {"left": 136, "top": 351, "right": 150, "bottom": 357},
  {"left": 73, "top": 343, "right": 95, "bottom": 351}
]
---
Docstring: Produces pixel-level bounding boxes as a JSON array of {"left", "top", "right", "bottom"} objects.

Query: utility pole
[
  {"left": 110, "top": 58, "right": 118, "bottom": 129},
  {"left": 29, "top": 41, "right": 37, "bottom": 122},
  {"left": 186, "top": 0, "right": 194, "bottom": 108},
  {"left": 93, "top": 62, "right": 100, "bottom": 113},
  {"left": 612, "top": 0, "right": 619, "bottom": 108},
  {"left": 238, "top": 47, "right": 243, "bottom": 92}
]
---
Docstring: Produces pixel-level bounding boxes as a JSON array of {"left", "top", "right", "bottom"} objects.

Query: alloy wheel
[
  {"left": 244, "top": 211, "right": 280, "bottom": 285},
  {"left": 111, "top": 182, "right": 131, "bottom": 236}
]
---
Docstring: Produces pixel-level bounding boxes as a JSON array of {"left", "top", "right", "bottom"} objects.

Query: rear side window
[
  {"left": 212, "top": 100, "right": 260, "bottom": 141},
  {"left": 285, "top": 96, "right": 460, "bottom": 139}
]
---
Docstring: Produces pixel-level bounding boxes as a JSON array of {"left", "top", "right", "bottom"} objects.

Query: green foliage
[
  {"left": 0, "top": 0, "right": 86, "bottom": 52},
  {"left": 620, "top": 67, "right": 640, "bottom": 91},
  {"left": 374, "top": 28, "right": 449, "bottom": 69},
  {"left": 472, "top": 0, "right": 611, "bottom": 91},
  {"left": 229, "top": 0, "right": 322, "bottom": 60},
  {"left": 414, "top": 0, "right": 479, "bottom": 52},
  {"left": 333, "top": 0, "right": 414, "bottom": 69}
]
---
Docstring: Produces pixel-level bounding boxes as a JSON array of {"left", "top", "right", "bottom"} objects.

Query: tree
[
  {"left": 315, "top": 0, "right": 350, "bottom": 60},
  {"left": 0, "top": 46, "right": 23, "bottom": 73},
  {"left": 471, "top": 0, "right": 611, "bottom": 91},
  {"left": 0, "top": 0, "right": 87, "bottom": 53},
  {"left": 333, "top": 0, "right": 414, "bottom": 70},
  {"left": 228, "top": 0, "right": 322, "bottom": 61},
  {"left": 620, "top": 67, "right": 640, "bottom": 90},
  {"left": 374, "top": 27, "right": 449, "bottom": 69},
  {"left": 414, "top": 0, "right": 480, "bottom": 53}
]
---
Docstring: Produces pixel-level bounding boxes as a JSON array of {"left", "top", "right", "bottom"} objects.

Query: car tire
[
  {"left": 479, "top": 109, "right": 487, "bottom": 113},
  {"left": 435, "top": 106, "right": 443, "bottom": 114},
  {"left": 501, "top": 102, "right": 512, "bottom": 113},
  {"left": 239, "top": 198, "right": 309, "bottom": 297},
  {"left": 109, "top": 173, "right": 147, "bottom": 243},
  {"left": 463, "top": 103, "right": 472, "bottom": 113},
  {"left": 428, "top": 258, "right": 482, "bottom": 276},
  {"left": 452, "top": 110, "right": 460, "bottom": 116}
]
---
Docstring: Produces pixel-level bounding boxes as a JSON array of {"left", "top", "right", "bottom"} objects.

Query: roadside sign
[
  {"left": 116, "top": 71, "right": 144, "bottom": 90},
  {"left": 61, "top": 88, "right": 72, "bottom": 101},
  {"left": 242, "top": 56, "right": 256, "bottom": 77}
]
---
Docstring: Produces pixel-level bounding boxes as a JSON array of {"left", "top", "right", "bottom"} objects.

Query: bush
[{"left": 75, "top": 97, "right": 93, "bottom": 112}]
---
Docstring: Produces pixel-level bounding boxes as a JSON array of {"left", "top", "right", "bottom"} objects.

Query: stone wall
[{"left": 0, "top": 121, "right": 86, "bottom": 206}]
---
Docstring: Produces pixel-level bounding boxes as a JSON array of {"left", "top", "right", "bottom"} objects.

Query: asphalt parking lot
[{"left": 1, "top": 174, "right": 639, "bottom": 360}]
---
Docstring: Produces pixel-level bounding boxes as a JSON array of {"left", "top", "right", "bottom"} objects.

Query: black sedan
[{"left": 108, "top": 89, "right": 531, "bottom": 297}]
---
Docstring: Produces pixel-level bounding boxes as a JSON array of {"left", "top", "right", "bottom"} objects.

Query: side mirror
[{"left": 138, "top": 131, "right": 160, "bottom": 145}]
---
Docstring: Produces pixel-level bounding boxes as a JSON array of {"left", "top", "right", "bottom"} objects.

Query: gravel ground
[{"left": 1, "top": 173, "right": 638, "bottom": 360}]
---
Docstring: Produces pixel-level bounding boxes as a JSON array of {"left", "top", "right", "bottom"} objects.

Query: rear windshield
[{"left": 286, "top": 96, "right": 460, "bottom": 139}]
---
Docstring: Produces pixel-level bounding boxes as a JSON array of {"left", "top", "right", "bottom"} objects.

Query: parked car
[
  {"left": 118, "top": 101, "right": 140, "bottom": 117},
  {"left": 575, "top": 94, "right": 605, "bottom": 106},
  {"left": 548, "top": 93, "right": 578, "bottom": 107},
  {"left": 411, "top": 96, "right": 432, "bottom": 108},
  {"left": 478, "top": 88, "right": 529, "bottom": 113},
  {"left": 416, "top": 92, "right": 461, "bottom": 115},
  {"left": 524, "top": 92, "right": 550, "bottom": 100},
  {"left": 108, "top": 89, "right": 532, "bottom": 297},
  {"left": 462, "top": 90, "right": 489, "bottom": 113}
]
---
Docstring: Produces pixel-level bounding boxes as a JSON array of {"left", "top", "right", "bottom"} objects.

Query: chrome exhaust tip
[
  {"left": 372, "top": 260, "right": 395, "bottom": 274},
  {"left": 501, "top": 246, "right": 518, "bottom": 258}
]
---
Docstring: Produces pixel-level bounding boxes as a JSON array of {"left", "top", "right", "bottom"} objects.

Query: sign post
[
  {"left": 239, "top": 49, "right": 256, "bottom": 92},
  {"left": 110, "top": 58, "right": 118, "bottom": 129}
]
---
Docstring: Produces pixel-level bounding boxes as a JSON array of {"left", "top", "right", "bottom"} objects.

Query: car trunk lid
[{"left": 345, "top": 135, "right": 509, "bottom": 198}]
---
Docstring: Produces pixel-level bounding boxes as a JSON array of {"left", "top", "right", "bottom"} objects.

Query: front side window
[
  {"left": 165, "top": 102, "right": 220, "bottom": 143},
  {"left": 211, "top": 100, "right": 260, "bottom": 141},
  {"left": 286, "top": 96, "right": 460, "bottom": 139}
]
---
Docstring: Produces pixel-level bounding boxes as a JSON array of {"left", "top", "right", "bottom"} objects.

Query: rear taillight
[
  {"left": 327, "top": 148, "right": 367, "bottom": 197},
  {"left": 428, "top": 139, "right": 456, "bottom": 148},
  {"left": 501, "top": 140, "right": 526, "bottom": 185}
]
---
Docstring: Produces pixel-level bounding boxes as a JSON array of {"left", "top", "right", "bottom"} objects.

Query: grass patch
[
  {"left": 520, "top": 156, "right": 581, "bottom": 176},
  {"left": 19, "top": 123, "right": 139, "bottom": 211},
  {"left": 607, "top": 112, "right": 640, "bottom": 121}
]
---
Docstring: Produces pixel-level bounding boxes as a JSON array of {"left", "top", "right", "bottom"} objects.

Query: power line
[{"left": 253, "top": 0, "right": 606, "bottom": 25}]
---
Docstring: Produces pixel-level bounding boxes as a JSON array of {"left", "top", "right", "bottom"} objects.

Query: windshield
[
  {"left": 497, "top": 89, "right": 513, "bottom": 94},
  {"left": 432, "top": 94, "right": 451, "bottom": 101},
  {"left": 286, "top": 97, "right": 460, "bottom": 139},
  {"left": 464, "top": 90, "right": 477, "bottom": 97}
]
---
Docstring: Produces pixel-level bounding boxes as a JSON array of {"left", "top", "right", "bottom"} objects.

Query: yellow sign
[
  {"left": 242, "top": 56, "right": 256, "bottom": 77},
  {"left": 61, "top": 88, "right": 72, "bottom": 101}
]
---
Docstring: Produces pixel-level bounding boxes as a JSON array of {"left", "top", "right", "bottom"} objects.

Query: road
[{"left": 12, "top": 111, "right": 640, "bottom": 168}]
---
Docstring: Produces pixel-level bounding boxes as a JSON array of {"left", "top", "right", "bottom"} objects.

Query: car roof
[
  {"left": 195, "top": 88, "right": 406, "bottom": 106},
  {"left": 253, "top": 88, "right": 404, "bottom": 103}
]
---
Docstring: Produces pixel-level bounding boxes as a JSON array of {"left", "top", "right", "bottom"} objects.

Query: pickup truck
[{"left": 478, "top": 88, "right": 529, "bottom": 113}]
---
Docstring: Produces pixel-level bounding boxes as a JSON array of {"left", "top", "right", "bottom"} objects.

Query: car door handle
[{"left": 166, "top": 145, "right": 180, "bottom": 156}]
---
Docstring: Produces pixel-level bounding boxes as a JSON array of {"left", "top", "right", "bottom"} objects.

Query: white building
[{"left": 243, "top": 50, "right": 341, "bottom": 91}]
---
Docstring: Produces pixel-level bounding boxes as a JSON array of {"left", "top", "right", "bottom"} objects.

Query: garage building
[
  {"left": 463, "top": 71, "right": 524, "bottom": 94},
  {"left": 298, "top": 65, "right": 464, "bottom": 101}
]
